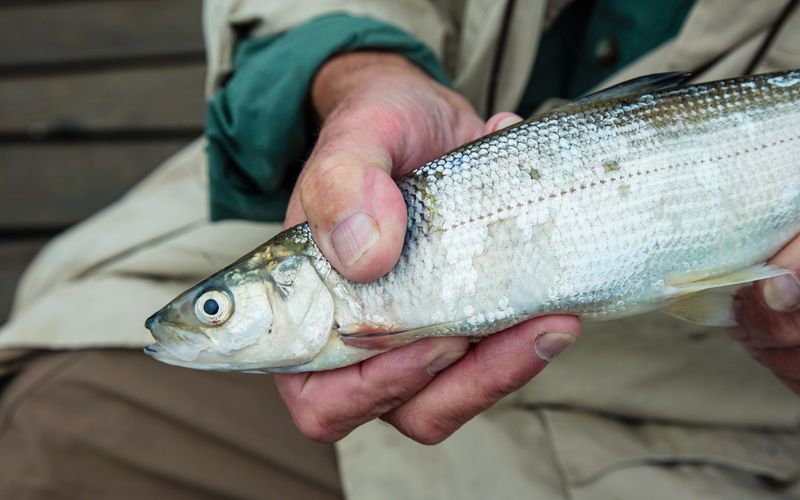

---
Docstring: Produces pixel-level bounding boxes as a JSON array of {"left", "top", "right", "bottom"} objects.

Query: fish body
[{"left": 145, "top": 70, "right": 800, "bottom": 373}]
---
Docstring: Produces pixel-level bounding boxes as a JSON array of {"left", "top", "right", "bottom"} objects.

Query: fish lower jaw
[
  {"left": 143, "top": 342, "right": 263, "bottom": 372},
  {"left": 147, "top": 325, "right": 213, "bottom": 362},
  {"left": 144, "top": 342, "right": 199, "bottom": 366},
  {"left": 144, "top": 340, "right": 206, "bottom": 363}
]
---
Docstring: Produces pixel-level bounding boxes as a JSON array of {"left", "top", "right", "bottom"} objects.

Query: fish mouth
[
  {"left": 144, "top": 312, "right": 158, "bottom": 331},
  {"left": 144, "top": 342, "right": 217, "bottom": 369},
  {"left": 145, "top": 318, "right": 212, "bottom": 362},
  {"left": 144, "top": 311, "right": 269, "bottom": 371},
  {"left": 143, "top": 342, "right": 176, "bottom": 363},
  {"left": 143, "top": 341, "right": 283, "bottom": 372},
  {"left": 144, "top": 342, "right": 220, "bottom": 370}
]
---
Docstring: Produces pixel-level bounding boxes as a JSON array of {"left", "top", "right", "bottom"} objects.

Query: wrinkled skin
[
  {"left": 732, "top": 236, "right": 800, "bottom": 396},
  {"left": 275, "top": 52, "right": 580, "bottom": 444}
]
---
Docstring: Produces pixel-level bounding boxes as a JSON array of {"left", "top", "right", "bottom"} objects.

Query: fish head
[{"left": 144, "top": 243, "right": 335, "bottom": 371}]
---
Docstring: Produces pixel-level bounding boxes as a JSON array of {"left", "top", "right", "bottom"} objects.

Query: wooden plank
[
  {"left": 0, "top": 141, "right": 189, "bottom": 229},
  {"left": 0, "top": 63, "right": 205, "bottom": 134},
  {"left": 0, "top": 0, "right": 203, "bottom": 68},
  {"left": 0, "top": 238, "right": 49, "bottom": 325}
]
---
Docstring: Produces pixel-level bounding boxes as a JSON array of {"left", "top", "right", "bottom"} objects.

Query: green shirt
[
  {"left": 206, "top": 2, "right": 695, "bottom": 222},
  {"left": 517, "top": 0, "right": 695, "bottom": 116}
]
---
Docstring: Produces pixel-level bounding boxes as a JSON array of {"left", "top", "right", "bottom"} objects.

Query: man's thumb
[{"left": 298, "top": 118, "right": 408, "bottom": 282}]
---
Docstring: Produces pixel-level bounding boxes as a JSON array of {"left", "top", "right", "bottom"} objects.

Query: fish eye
[
  {"left": 194, "top": 290, "right": 232, "bottom": 325},
  {"left": 203, "top": 299, "right": 219, "bottom": 315}
]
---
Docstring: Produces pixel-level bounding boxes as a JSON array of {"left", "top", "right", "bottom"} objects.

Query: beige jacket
[
  {"left": 3, "top": 1, "right": 800, "bottom": 498},
  {"left": 204, "top": 0, "right": 800, "bottom": 114}
]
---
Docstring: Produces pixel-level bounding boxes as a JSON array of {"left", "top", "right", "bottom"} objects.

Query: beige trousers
[
  {"left": 0, "top": 350, "right": 342, "bottom": 499},
  {"left": 2, "top": 349, "right": 799, "bottom": 499}
]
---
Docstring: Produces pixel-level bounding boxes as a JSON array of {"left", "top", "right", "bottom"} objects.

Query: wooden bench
[{"left": 0, "top": 0, "right": 206, "bottom": 323}]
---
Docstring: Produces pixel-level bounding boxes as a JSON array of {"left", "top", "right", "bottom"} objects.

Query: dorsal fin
[{"left": 557, "top": 71, "right": 693, "bottom": 112}]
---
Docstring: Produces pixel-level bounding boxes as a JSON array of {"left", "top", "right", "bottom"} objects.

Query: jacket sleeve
[{"left": 203, "top": 0, "right": 452, "bottom": 96}]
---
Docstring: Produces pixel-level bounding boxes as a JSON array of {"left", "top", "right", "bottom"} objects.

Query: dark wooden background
[{"left": 0, "top": 0, "right": 206, "bottom": 324}]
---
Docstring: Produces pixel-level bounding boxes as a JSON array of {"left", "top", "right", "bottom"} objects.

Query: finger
[
  {"left": 483, "top": 112, "right": 523, "bottom": 134},
  {"left": 746, "top": 345, "right": 800, "bottom": 380},
  {"left": 298, "top": 107, "right": 409, "bottom": 282},
  {"left": 274, "top": 336, "right": 468, "bottom": 442},
  {"left": 284, "top": 189, "right": 306, "bottom": 228},
  {"left": 759, "top": 236, "right": 800, "bottom": 312},
  {"left": 734, "top": 286, "right": 800, "bottom": 348},
  {"left": 778, "top": 375, "right": 800, "bottom": 396},
  {"left": 382, "top": 315, "right": 580, "bottom": 444}
]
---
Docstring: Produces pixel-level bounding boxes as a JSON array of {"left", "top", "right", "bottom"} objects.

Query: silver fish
[{"left": 145, "top": 70, "right": 800, "bottom": 373}]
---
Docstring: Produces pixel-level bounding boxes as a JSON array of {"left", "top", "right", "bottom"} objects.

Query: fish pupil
[{"left": 203, "top": 299, "right": 220, "bottom": 315}]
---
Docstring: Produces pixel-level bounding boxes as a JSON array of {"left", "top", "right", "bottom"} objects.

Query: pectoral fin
[
  {"left": 662, "top": 264, "right": 792, "bottom": 326},
  {"left": 664, "top": 289, "right": 739, "bottom": 326},
  {"left": 340, "top": 321, "right": 464, "bottom": 350}
]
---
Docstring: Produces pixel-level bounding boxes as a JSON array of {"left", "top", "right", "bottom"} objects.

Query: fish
[{"left": 144, "top": 70, "right": 800, "bottom": 373}]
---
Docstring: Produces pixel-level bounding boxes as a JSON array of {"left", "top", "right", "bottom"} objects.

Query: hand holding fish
[
  {"left": 732, "top": 236, "right": 800, "bottom": 395},
  {"left": 144, "top": 65, "right": 800, "bottom": 439},
  {"left": 275, "top": 52, "right": 580, "bottom": 443}
]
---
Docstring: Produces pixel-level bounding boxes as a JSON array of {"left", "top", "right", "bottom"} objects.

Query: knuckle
[
  {"left": 288, "top": 396, "right": 349, "bottom": 442},
  {"left": 373, "top": 393, "right": 408, "bottom": 415},
  {"left": 482, "top": 369, "right": 530, "bottom": 401},
  {"left": 293, "top": 385, "right": 399, "bottom": 442},
  {"left": 467, "top": 346, "right": 536, "bottom": 403},
  {"left": 346, "top": 100, "right": 404, "bottom": 133},
  {"left": 359, "top": 350, "right": 438, "bottom": 412},
  {"left": 299, "top": 161, "right": 349, "bottom": 207},
  {"left": 393, "top": 410, "right": 453, "bottom": 445},
  {"left": 325, "top": 100, "right": 405, "bottom": 147},
  {"left": 360, "top": 377, "right": 416, "bottom": 416},
  {"left": 411, "top": 428, "right": 449, "bottom": 446},
  {"left": 294, "top": 410, "right": 346, "bottom": 443},
  {"left": 351, "top": 381, "right": 407, "bottom": 417}
]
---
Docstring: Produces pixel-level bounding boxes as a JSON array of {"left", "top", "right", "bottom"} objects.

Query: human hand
[
  {"left": 730, "top": 235, "right": 800, "bottom": 395},
  {"left": 276, "top": 51, "right": 580, "bottom": 444}
]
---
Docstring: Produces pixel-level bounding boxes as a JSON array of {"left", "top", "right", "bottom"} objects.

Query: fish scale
[
  {"left": 145, "top": 70, "right": 800, "bottom": 372},
  {"left": 334, "top": 71, "right": 800, "bottom": 332}
]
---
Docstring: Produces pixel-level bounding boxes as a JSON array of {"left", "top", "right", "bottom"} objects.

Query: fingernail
[
  {"left": 534, "top": 332, "right": 576, "bottom": 361},
  {"left": 763, "top": 274, "right": 800, "bottom": 312},
  {"left": 426, "top": 350, "right": 466, "bottom": 376},
  {"left": 331, "top": 212, "right": 380, "bottom": 268},
  {"left": 498, "top": 115, "right": 522, "bottom": 129}
]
